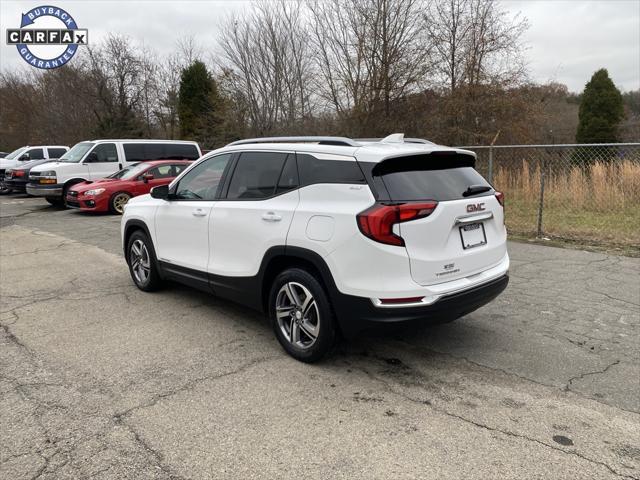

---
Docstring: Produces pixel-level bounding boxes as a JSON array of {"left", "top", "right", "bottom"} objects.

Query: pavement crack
[{"left": 565, "top": 359, "right": 622, "bottom": 391}]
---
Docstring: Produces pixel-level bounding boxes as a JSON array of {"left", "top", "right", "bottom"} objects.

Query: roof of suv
[
  {"left": 87, "top": 139, "right": 199, "bottom": 144},
  {"left": 219, "top": 134, "right": 474, "bottom": 163}
]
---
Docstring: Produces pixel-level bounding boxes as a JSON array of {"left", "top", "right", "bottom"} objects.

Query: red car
[{"left": 67, "top": 160, "right": 191, "bottom": 214}]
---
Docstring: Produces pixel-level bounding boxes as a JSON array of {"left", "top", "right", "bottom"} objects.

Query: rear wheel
[
  {"left": 269, "top": 268, "right": 336, "bottom": 362},
  {"left": 110, "top": 192, "right": 131, "bottom": 214},
  {"left": 126, "top": 230, "right": 162, "bottom": 291},
  {"left": 0, "top": 186, "right": 12, "bottom": 195}
]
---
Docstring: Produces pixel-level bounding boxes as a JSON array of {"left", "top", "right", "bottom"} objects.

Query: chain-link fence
[{"left": 458, "top": 143, "right": 640, "bottom": 249}]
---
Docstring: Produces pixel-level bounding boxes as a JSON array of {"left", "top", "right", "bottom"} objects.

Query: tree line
[{"left": 1, "top": 0, "right": 636, "bottom": 151}]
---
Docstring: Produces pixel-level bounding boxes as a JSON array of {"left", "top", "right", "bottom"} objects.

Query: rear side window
[
  {"left": 297, "top": 154, "right": 365, "bottom": 186},
  {"left": 124, "top": 143, "right": 200, "bottom": 162},
  {"left": 47, "top": 148, "right": 67, "bottom": 158},
  {"left": 226, "top": 152, "right": 287, "bottom": 200},
  {"left": 372, "top": 153, "right": 491, "bottom": 201},
  {"left": 275, "top": 155, "right": 299, "bottom": 194}
]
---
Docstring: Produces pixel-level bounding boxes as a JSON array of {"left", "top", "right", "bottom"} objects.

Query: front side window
[
  {"left": 174, "top": 154, "right": 232, "bottom": 200},
  {"left": 226, "top": 152, "right": 288, "bottom": 200},
  {"left": 59, "top": 142, "right": 94, "bottom": 163},
  {"left": 89, "top": 143, "right": 118, "bottom": 163},
  {"left": 146, "top": 164, "right": 175, "bottom": 179},
  {"left": 25, "top": 148, "right": 44, "bottom": 160}
]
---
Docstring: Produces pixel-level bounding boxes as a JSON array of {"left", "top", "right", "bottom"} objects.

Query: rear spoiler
[{"left": 372, "top": 151, "right": 476, "bottom": 176}]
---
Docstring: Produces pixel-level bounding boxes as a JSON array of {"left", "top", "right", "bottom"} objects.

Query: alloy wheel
[
  {"left": 113, "top": 193, "right": 130, "bottom": 214},
  {"left": 130, "top": 239, "right": 151, "bottom": 284},
  {"left": 275, "top": 282, "right": 320, "bottom": 349}
]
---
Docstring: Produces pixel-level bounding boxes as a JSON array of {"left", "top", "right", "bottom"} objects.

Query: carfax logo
[{"left": 5, "top": 5, "right": 88, "bottom": 69}]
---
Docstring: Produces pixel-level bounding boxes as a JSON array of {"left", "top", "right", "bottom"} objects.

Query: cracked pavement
[{"left": 1, "top": 195, "right": 639, "bottom": 479}]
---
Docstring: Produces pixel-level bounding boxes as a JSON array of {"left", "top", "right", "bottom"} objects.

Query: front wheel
[
  {"left": 127, "top": 230, "right": 162, "bottom": 291},
  {"left": 110, "top": 192, "right": 131, "bottom": 215},
  {"left": 45, "top": 197, "right": 64, "bottom": 207},
  {"left": 0, "top": 186, "right": 12, "bottom": 195},
  {"left": 269, "top": 268, "right": 336, "bottom": 362}
]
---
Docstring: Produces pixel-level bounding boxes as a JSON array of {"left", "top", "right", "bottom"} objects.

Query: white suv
[{"left": 121, "top": 134, "right": 509, "bottom": 361}]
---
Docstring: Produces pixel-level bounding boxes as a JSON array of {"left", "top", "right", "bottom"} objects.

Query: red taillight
[
  {"left": 495, "top": 191, "right": 504, "bottom": 206},
  {"left": 357, "top": 201, "right": 438, "bottom": 246},
  {"left": 14, "top": 170, "right": 25, "bottom": 177}
]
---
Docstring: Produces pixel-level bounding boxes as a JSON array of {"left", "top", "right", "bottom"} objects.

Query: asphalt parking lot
[{"left": 1, "top": 194, "right": 639, "bottom": 480}]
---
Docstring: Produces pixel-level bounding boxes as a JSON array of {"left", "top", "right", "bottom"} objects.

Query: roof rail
[
  {"left": 356, "top": 137, "right": 435, "bottom": 145},
  {"left": 227, "top": 136, "right": 360, "bottom": 147}
]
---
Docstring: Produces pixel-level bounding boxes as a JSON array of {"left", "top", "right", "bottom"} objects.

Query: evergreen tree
[
  {"left": 576, "top": 69, "right": 624, "bottom": 143},
  {"left": 178, "top": 61, "right": 221, "bottom": 144}
]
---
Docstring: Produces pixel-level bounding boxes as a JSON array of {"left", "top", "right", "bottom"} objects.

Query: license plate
[{"left": 459, "top": 222, "right": 487, "bottom": 249}]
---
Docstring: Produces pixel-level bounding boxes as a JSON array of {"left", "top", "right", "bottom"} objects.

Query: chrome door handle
[
  {"left": 192, "top": 208, "right": 207, "bottom": 217},
  {"left": 262, "top": 212, "right": 282, "bottom": 222}
]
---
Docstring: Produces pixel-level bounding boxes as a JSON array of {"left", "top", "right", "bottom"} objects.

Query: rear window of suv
[{"left": 371, "top": 153, "right": 492, "bottom": 201}]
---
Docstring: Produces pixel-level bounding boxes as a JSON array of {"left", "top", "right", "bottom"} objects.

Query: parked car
[
  {"left": 0, "top": 152, "right": 8, "bottom": 158},
  {"left": 121, "top": 134, "right": 509, "bottom": 362},
  {"left": 0, "top": 145, "right": 69, "bottom": 194},
  {"left": 67, "top": 160, "right": 191, "bottom": 214},
  {"left": 3, "top": 159, "right": 57, "bottom": 193},
  {"left": 27, "top": 140, "right": 201, "bottom": 206}
]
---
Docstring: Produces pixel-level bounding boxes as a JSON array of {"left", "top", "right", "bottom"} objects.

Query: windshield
[
  {"left": 4, "top": 147, "right": 28, "bottom": 160},
  {"left": 108, "top": 163, "right": 144, "bottom": 180},
  {"left": 59, "top": 142, "right": 94, "bottom": 163}
]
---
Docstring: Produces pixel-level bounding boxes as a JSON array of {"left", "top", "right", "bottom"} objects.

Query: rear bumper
[
  {"left": 332, "top": 274, "right": 509, "bottom": 337},
  {"left": 26, "top": 183, "right": 63, "bottom": 197}
]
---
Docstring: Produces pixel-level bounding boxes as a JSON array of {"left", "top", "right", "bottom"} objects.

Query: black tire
[
  {"left": 268, "top": 268, "right": 336, "bottom": 362},
  {"left": 45, "top": 196, "right": 64, "bottom": 207},
  {"left": 0, "top": 187, "right": 12, "bottom": 195},
  {"left": 109, "top": 191, "right": 132, "bottom": 215},
  {"left": 126, "top": 230, "right": 162, "bottom": 292}
]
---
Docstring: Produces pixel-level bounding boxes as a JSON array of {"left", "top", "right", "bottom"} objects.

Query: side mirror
[
  {"left": 85, "top": 152, "right": 98, "bottom": 163},
  {"left": 142, "top": 173, "right": 154, "bottom": 183},
  {"left": 150, "top": 184, "right": 169, "bottom": 200}
]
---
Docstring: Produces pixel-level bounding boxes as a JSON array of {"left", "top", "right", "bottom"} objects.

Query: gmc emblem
[{"left": 466, "top": 203, "right": 485, "bottom": 213}]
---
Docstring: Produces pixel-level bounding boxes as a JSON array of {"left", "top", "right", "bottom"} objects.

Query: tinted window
[
  {"left": 91, "top": 143, "right": 118, "bottom": 162},
  {"left": 47, "top": 148, "right": 67, "bottom": 158},
  {"left": 124, "top": 143, "right": 199, "bottom": 162},
  {"left": 123, "top": 144, "right": 145, "bottom": 162},
  {"left": 226, "top": 152, "right": 287, "bottom": 200},
  {"left": 275, "top": 155, "right": 299, "bottom": 194},
  {"left": 175, "top": 154, "right": 231, "bottom": 200},
  {"left": 374, "top": 155, "right": 491, "bottom": 201},
  {"left": 297, "top": 154, "right": 365, "bottom": 185},
  {"left": 25, "top": 148, "right": 44, "bottom": 160},
  {"left": 165, "top": 144, "right": 199, "bottom": 160}
]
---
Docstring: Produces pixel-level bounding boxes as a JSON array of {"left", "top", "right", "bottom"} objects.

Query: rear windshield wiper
[{"left": 462, "top": 185, "right": 492, "bottom": 197}]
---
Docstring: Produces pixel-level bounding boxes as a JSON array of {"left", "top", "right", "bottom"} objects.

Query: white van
[{"left": 27, "top": 139, "right": 201, "bottom": 206}]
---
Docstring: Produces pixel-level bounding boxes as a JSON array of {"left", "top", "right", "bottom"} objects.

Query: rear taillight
[
  {"left": 14, "top": 170, "right": 25, "bottom": 177},
  {"left": 357, "top": 201, "right": 438, "bottom": 246},
  {"left": 495, "top": 191, "right": 504, "bottom": 206}
]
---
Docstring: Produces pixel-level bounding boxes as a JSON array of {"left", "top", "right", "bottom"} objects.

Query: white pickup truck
[
  {"left": 0, "top": 145, "right": 69, "bottom": 194},
  {"left": 27, "top": 139, "right": 201, "bottom": 206}
]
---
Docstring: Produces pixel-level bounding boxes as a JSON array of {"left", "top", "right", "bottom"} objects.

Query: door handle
[
  {"left": 192, "top": 208, "right": 207, "bottom": 217},
  {"left": 262, "top": 212, "right": 282, "bottom": 222}
]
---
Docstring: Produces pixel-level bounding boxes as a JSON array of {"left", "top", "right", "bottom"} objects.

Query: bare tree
[{"left": 217, "top": 0, "right": 312, "bottom": 135}]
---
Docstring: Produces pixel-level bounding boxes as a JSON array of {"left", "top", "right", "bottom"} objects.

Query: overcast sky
[{"left": 1, "top": 0, "right": 638, "bottom": 92}]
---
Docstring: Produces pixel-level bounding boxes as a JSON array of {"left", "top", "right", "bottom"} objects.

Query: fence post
[
  {"left": 488, "top": 146, "right": 493, "bottom": 184},
  {"left": 536, "top": 156, "right": 545, "bottom": 238}
]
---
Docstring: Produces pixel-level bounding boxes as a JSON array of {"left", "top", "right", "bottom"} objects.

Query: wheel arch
[
  {"left": 123, "top": 219, "right": 153, "bottom": 258},
  {"left": 259, "top": 246, "right": 340, "bottom": 316}
]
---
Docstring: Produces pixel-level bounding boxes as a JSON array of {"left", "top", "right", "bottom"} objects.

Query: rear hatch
[{"left": 372, "top": 152, "right": 507, "bottom": 286}]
